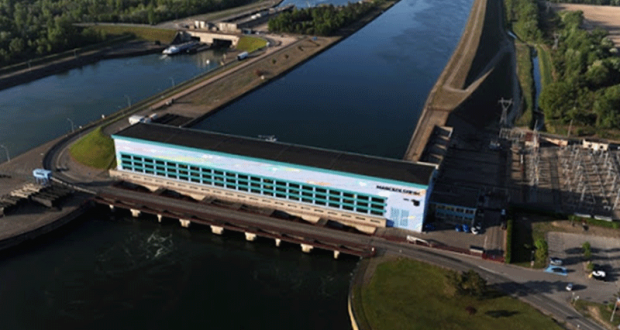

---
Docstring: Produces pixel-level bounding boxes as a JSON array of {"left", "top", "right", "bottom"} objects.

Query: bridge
[{"left": 183, "top": 30, "right": 240, "bottom": 47}]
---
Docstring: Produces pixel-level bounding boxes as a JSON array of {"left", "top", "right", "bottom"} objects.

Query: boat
[{"left": 162, "top": 41, "right": 199, "bottom": 55}]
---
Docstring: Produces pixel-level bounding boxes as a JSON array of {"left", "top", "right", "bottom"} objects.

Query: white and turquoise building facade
[{"left": 110, "top": 123, "right": 437, "bottom": 233}]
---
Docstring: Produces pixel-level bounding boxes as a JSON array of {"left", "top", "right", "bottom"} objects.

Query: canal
[
  {"left": 195, "top": 0, "right": 474, "bottom": 159},
  {"left": 0, "top": 0, "right": 473, "bottom": 327}
]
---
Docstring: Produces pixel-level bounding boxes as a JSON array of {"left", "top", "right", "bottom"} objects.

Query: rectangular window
[
  {"left": 238, "top": 184, "right": 249, "bottom": 192},
  {"left": 214, "top": 179, "right": 224, "bottom": 187},
  {"left": 178, "top": 164, "right": 188, "bottom": 170},
  {"left": 168, "top": 174, "right": 177, "bottom": 179},
  {"left": 156, "top": 160, "right": 165, "bottom": 165}
]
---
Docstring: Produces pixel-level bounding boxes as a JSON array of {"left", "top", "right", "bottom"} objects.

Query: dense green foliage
[
  {"left": 548, "top": 0, "right": 620, "bottom": 5},
  {"left": 445, "top": 269, "right": 488, "bottom": 298},
  {"left": 268, "top": 0, "right": 381, "bottom": 36},
  {"left": 582, "top": 241, "right": 592, "bottom": 260},
  {"left": 505, "top": 0, "right": 542, "bottom": 41},
  {"left": 539, "top": 11, "right": 620, "bottom": 131},
  {"left": 0, "top": 0, "right": 256, "bottom": 66},
  {"left": 534, "top": 238, "right": 548, "bottom": 265}
]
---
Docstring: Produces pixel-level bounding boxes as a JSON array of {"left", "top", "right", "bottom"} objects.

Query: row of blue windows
[{"left": 119, "top": 153, "right": 387, "bottom": 215}]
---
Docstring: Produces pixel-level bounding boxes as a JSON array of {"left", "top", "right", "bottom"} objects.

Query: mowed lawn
[
  {"left": 360, "top": 258, "right": 563, "bottom": 330},
  {"left": 236, "top": 36, "right": 268, "bottom": 53},
  {"left": 69, "top": 126, "right": 115, "bottom": 169}
]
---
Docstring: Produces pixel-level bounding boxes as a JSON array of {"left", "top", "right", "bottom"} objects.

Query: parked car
[
  {"left": 566, "top": 283, "right": 573, "bottom": 291},
  {"left": 455, "top": 225, "right": 462, "bottom": 232},
  {"left": 550, "top": 257, "right": 563, "bottom": 266},
  {"left": 544, "top": 265, "right": 568, "bottom": 276},
  {"left": 462, "top": 224, "right": 470, "bottom": 233},
  {"left": 423, "top": 223, "right": 435, "bottom": 232},
  {"left": 592, "top": 269, "right": 606, "bottom": 281}
]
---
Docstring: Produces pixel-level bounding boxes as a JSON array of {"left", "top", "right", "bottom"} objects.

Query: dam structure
[{"left": 109, "top": 123, "right": 437, "bottom": 234}]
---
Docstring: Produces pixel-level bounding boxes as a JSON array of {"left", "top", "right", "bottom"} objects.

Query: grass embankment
[
  {"left": 69, "top": 127, "right": 115, "bottom": 169},
  {"left": 515, "top": 41, "right": 534, "bottom": 128},
  {"left": 236, "top": 36, "right": 268, "bottom": 53},
  {"left": 87, "top": 25, "right": 177, "bottom": 43},
  {"left": 574, "top": 300, "right": 620, "bottom": 329},
  {"left": 358, "top": 258, "right": 563, "bottom": 330},
  {"left": 535, "top": 45, "right": 553, "bottom": 88}
]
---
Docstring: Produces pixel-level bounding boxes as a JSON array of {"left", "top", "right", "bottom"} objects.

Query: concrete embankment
[
  {"left": 0, "top": 40, "right": 164, "bottom": 92},
  {"left": 403, "top": 0, "right": 517, "bottom": 162}
]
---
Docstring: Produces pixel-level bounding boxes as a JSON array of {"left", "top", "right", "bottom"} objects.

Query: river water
[{"left": 0, "top": 0, "right": 473, "bottom": 328}]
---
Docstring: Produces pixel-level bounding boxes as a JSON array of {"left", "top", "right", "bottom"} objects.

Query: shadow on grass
[{"left": 485, "top": 310, "right": 520, "bottom": 318}]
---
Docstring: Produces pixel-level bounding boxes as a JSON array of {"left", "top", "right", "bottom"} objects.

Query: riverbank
[{"left": 403, "top": 0, "right": 518, "bottom": 162}]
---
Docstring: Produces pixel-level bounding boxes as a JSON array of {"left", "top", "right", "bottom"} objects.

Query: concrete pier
[
  {"left": 301, "top": 243, "right": 313, "bottom": 253},
  {"left": 245, "top": 232, "right": 257, "bottom": 241},
  {"left": 275, "top": 238, "right": 281, "bottom": 247},
  {"left": 130, "top": 209, "right": 141, "bottom": 218},
  {"left": 210, "top": 225, "right": 224, "bottom": 235},
  {"left": 179, "top": 219, "right": 191, "bottom": 228}
]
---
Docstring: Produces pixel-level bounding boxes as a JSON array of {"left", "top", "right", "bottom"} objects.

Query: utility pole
[
  {"left": 0, "top": 144, "right": 9, "bottom": 162},
  {"left": 611, "top": 298, "right": 620, "bottom": 322},
  {"left": 567, "top": 119, "right": 573, "bottom": 138}
]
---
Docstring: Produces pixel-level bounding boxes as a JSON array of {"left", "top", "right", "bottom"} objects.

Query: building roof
[
  {"left": 430, "top": 183, "right": 479, "bottom": 208},
  {"left": 113, "top": 123, "right": 437, "bottom": 187}
]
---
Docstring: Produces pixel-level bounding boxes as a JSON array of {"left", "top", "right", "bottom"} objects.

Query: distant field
[
  {"left": 551, "top": 3, "right": 620, "bottom": 46},
  {"left": 88, "top": 25, "right": 177, "bottom": 44}
]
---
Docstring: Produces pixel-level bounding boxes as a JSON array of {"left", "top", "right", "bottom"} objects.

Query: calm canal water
[
  {"left": 0, "top": 49, "right": 223, "bottom": 159},
  {"left": 195, "top": 0, "right": 473, "bottom": 159},
  {"left": 0, "top": 0, "right": 473, "bottom": 327}
]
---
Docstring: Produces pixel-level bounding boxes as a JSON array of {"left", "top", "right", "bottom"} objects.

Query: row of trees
[
  {"left": 538, "top": 11, "right": 620, "bottom": 130},
  {"left": 504, "top": 0, "right": 542, "bottom": 42},
  {"left": 267, "top": 0, "right": 381, "bottom": 36},
  {"left": 548, "top": 0, "right": 620, "bottom": 5},
  {"left": 0, "top": 0, "right": 255, "bottom": 66}
]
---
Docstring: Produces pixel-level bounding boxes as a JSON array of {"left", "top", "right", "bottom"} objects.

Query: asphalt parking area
[{"left": 547, "top": 232, "right": 620, "bottom": 303}]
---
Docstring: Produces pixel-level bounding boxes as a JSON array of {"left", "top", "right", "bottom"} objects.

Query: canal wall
[{"left": 403, "top": 0, "right": 517, "bottom": 162}]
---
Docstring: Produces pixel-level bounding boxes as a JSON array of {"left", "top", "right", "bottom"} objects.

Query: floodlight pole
[
  {"left": 169, "top": 77, "right": 175, "bottom": 87},
  {"left": 67, "top": 118, "right": 75, "bottom": 133},
  {"left": 0, "top": 144, "right": 9, "bottom": 162},
  {"left": 124, "top": 95, "right": 132, "bottom": 107}
]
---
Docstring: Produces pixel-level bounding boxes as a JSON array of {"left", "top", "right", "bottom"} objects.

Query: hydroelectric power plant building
[{"left": 110, "top": 124, "right": 437, "bottom": 233}]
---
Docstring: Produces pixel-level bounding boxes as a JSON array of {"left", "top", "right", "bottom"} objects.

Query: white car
[{"left": 566, "top": 283, "right": 573, "bottom": 291}]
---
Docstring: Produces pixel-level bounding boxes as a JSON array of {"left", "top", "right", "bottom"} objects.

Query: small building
[{"left": 429, "top": 183, "right": 479, "bottom": 223}]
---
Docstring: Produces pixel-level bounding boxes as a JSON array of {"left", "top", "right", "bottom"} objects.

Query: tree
[
  {"left": 534, "top": 239, "right": 548, "bottom": 264},
  {"left": 445, "top": 269, "right": 487, "bottom": 299}
]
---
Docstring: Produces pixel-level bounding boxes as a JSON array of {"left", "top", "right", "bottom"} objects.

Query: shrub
[
  {"left": 583, "top": 241, "right": 592, "bottom": 261},
  {"left": 534, "top": 239, "right": 548, "bottom": 265}
]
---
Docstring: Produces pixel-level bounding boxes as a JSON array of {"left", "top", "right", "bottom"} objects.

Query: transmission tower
[
  {"left": 498, "top": 98, "right": 513, "bottom": 127},
  {"left": 553, "top": 33, "right": 561, "bottom": 50}
]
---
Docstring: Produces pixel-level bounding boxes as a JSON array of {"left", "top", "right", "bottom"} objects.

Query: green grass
[
  {"left": 87, "top": 25, "right": 177, "bottom": 43},
  {"left": 535, "top": 45, "right": 553, "bottom": 88},
  {"left": 236, "top": 36, "right": 268, "bottom": 53},
  {"left": 515, "top": 42, "right": 534, "bottom": 128},
  {"left": 359, "top": 258, "right": 563, "bottom": 330},
  {"left": 69, "top": 127, "right": 116, "bottom": 169}
]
